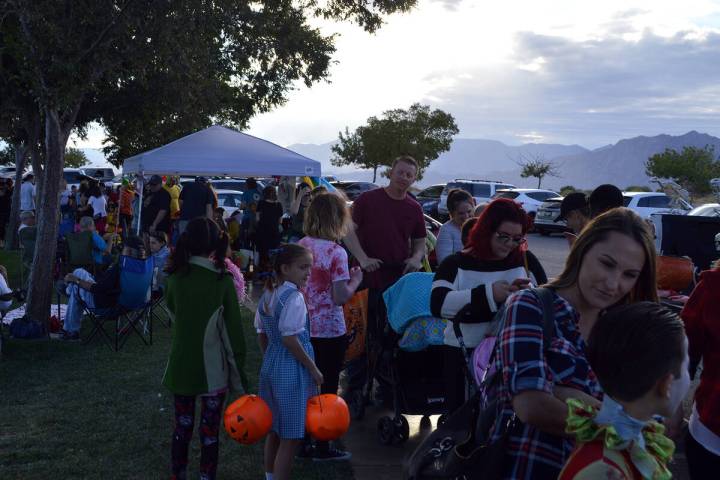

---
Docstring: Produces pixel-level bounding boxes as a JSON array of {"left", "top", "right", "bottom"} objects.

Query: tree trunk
[
  {"left": 537, "top": 176, "right": 542, "bottom": 189},
  {"left": 24, "top": 110, "right": 66, "bottom": 328},
  {"left": 5, "top": 143, "right": 29, "bottom": 251},
  {"left": 372, "top": 165, "right": 377, "bottom": 183}
]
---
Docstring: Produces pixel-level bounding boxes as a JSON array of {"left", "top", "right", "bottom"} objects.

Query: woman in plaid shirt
[{"left": 490, "top": 208, "right": 659, "bottom": 479}]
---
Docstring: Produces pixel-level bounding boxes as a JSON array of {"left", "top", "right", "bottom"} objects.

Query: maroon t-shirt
[{"left": 352, "top": 188, "right": 426, "bottom": 289}]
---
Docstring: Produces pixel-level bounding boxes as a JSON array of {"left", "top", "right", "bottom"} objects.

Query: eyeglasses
[{"left": 495, "top": 231, "right": 526, "bottom": 245}]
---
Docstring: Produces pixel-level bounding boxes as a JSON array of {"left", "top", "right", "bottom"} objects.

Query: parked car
[
  {"left": 425, "top": 213, "right": 442, "bottom": 270},
  {"left": 215, "top": 189, "right": 243, "bottom": 218},
  {"left": 331, "top": 181, "right": 379, "bottom": 201},
  {"left": 622, "top": 192, "right": 692, "bottom": 219},
  {"left": 687, "top": 203, "right": 720, "bottom": 217},
  {"left": 492, "top": 188, "right": 560, "bottom": 217},
  {"left": 438, "top": 179, "right": 516, "bottom": 217},
  {"left": 416, "top": 184, "right": 445, "bottom": 219},
  {"left": 533, "top": 197, "right": 566, "bottom": 235},
  {"left": 81, "top": 167, "right": 115, "bottom": 183}
]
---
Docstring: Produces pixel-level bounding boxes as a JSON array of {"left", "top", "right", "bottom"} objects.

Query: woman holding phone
[{"left": 430, "top": 198, "right": 547, "bottom": 411}]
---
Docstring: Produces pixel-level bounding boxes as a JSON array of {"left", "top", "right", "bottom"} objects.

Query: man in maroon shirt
[{"left": 342, "top": 155, "right": 427, "bottom": 418}]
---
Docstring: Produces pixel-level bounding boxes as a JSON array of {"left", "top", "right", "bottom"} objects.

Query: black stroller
[{"left": 364, "top": 272, "right": 465, "bottom": 445}]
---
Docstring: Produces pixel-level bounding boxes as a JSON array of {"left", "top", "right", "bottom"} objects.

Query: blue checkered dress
[{"left": 258, "top": 288, "right": 316, "bottom": 439}]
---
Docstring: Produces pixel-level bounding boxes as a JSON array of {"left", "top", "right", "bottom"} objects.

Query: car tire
[{"left": 538, "top": 229, "right": 549, "bottom": 236}]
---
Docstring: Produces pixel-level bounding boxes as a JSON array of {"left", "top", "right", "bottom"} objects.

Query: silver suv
[{"left": 438, "top": 179, "right": 516, "bottom": 217}]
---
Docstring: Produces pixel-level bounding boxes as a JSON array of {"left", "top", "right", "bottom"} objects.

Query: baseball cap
[
  {"left": 556, "top": 192, "right": 588, "bottom": 222},
  {"left": 589, "top": 184, "right": 624, "bottom": 217},
  {"left": 148, "top": 174, "right": 162, "bottom": 186}
]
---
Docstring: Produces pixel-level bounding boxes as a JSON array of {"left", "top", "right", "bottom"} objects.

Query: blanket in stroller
[{"left": 383, "top": 272, "right": 445, "bottom": 351}]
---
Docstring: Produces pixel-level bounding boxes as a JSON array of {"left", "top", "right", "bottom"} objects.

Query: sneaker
[{"left": 311, "top": 447, "right": 352, "bottom": 462}]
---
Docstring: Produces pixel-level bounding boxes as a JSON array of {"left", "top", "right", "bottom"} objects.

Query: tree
[
  {"left": 559, "top": 185, "right": 577, "bottom": 197},
  {"left": 331, "top": 103, "right": 459, "bottom": 182},
  {"left": 63, "top": 148, "right": 89, "bottom": 168},
  {"left": 1, "top": 0, "right": 417, "bottom": 327},
  {"left": 516, "top": 153, "right": 561, "bottom": 188},
  {"left": 625, "top": 185, "right": 651, "bottom": 192},
  {"left": 645, "top": 146, "right": 720, "bottom": 196}
]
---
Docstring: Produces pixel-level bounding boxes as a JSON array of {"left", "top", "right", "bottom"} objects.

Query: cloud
[{"left": 424, "top": 26, "right": 720, "bottom": 147}]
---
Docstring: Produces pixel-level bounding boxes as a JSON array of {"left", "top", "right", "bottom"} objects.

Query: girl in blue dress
[{"left": 256, "top": 243, "right": 323, "bottom": 480}]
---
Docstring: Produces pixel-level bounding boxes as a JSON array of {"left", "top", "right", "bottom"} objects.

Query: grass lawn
[{"left": 0, "top": 251, "right": 354, "bottom": 479}]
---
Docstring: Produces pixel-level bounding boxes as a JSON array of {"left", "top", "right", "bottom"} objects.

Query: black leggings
[
  {"left": 311, "top": 335, "right": 348, "bottom": 396},
  {"left": 171, "top": 392, "right": 226, "bottom": 480},
  {"left": 686, "top": 430, "right": 720, "bottom": 479}
]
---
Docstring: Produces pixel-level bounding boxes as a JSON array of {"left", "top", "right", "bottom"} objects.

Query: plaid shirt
[{"left": 490, "top": 289, "right": 603, "bottom": 480}]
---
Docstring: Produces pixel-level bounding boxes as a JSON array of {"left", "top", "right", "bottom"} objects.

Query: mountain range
[{"left": 288, "top": 131, "right": 720, "bottom": 190}]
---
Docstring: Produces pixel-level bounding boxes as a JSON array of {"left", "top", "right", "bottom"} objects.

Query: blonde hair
[
  {"left": 303, "top": 192, "right": 351, "bottom": 241},
  {"left": 548, "top": 207, "right": 658, "bottom": 304}
]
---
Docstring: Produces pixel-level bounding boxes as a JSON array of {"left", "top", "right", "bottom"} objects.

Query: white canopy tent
[
  {"left": 122, "top": 125, "right": 321, "bottom": 234},
  {"left": 123, "top": 125, "right": 321, "bottom": 177}
]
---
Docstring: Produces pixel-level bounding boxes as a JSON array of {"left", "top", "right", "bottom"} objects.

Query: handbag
[{"left": 404, "top": 287, "right": 556, "bottom": 480}]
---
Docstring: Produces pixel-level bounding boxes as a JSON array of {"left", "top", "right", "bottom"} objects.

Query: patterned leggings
[{"left": 171, "top": 392, "right": 226, "bottom": 480}]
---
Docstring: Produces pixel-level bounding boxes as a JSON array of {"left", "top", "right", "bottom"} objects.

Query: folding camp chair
[
  {"left": 83, "top": 255, "right": 154, "bottom": 351},
  {"left": 64, "top": 231, "right": 96, "bottom": 275},
  {"left": 150, "top": 266, "right": 172, "bottom": 328}
]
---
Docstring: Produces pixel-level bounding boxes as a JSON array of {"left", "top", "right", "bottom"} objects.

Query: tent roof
[{"left": 123, "top": 125, "right": 321, "bottom": 177}]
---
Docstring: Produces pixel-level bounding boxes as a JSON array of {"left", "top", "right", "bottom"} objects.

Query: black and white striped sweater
[{"left": 430, "top": 251, "right": 547, "bottom": 347}]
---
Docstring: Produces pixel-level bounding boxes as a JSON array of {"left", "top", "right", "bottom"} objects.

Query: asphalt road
[{"left": 525, "top": 231, "right": 570, "bottom": 280}]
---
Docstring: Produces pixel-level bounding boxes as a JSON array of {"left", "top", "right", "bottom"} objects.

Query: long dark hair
[{"left": 167, "top": 217, "right": 228, "bottom": 277}]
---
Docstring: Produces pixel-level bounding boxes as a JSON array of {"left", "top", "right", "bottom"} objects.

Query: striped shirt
[
  {"left": 430, "top": 251, "right": 547, "bottom": 348},
  {"left": 490, "top": 288, "right": 603, "bottom": 480}
]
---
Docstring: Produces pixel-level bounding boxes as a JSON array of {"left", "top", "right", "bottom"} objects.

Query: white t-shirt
[
  {"left": 254, "top": 281, "right": 307, "bottom": 336},
  {"left": 0, "top": 274, "right": 12, "bottom": 311},
  {"left": 20, "top": 182, "right": 35, "bottom": 211},
  {"left": 88, "top": 195, "right": 107, "bottom": 218}
]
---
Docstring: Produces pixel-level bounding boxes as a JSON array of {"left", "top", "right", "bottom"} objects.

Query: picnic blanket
[{"left": 2, "top": 304, "right": 68, "bottom": 325}]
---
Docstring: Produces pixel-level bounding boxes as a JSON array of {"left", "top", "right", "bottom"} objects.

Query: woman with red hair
[{"left": 430, "top": 198, "right": 547, "bottom": 411}]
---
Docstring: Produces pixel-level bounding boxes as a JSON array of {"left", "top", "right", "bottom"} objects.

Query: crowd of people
[
  {"left": 154, "top": 157, "right": 717, "bottom": 480},
  {"left": 5, "top": 156, "right": 718, "bottom": 480}
]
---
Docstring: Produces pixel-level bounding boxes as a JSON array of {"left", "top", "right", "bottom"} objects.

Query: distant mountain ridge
[{"left": 288, "top": 131, "right": 720, "bottom": 190}]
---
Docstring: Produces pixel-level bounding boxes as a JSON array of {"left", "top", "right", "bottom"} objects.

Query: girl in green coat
[{"left": 163, "top": 217, "right": 247, "bottom": 480}]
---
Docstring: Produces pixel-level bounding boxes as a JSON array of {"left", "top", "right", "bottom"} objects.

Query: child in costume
[{"left": 559, "top": 302, "right": 690, "bottom": 479}]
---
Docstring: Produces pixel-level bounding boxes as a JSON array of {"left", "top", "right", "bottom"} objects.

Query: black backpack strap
[{"left": 533, "top": 287, "right": 556, "bottom": 351}]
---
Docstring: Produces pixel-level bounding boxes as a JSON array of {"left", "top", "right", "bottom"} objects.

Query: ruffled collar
[{"left": 566, "top": 398, "right": 675, "bottom": 480}]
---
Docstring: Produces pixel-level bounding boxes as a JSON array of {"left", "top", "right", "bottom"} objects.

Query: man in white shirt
[{"left": 20, "top": 174, "right": 35, "bottom": 211}]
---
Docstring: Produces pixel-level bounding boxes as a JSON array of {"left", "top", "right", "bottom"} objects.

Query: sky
[{"left": 74, "top": 0, "right": 720, "bottom": 162}]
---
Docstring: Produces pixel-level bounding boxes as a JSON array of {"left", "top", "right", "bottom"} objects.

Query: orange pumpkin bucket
[
  {"left": 656, "top": 255, "right": 694, "bottom": 292},
  {"left": 305, "top": 394, "right": 351, "bottom": 441},
  {"left": 224, "top": 394, "right": 272, "bottom": 445}
]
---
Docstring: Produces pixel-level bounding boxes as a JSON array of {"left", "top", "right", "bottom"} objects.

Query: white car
[
  {"left": 438, "top": 179, "right": 516, "bottom": 217},
  {"left": 622, "top": 192, "right": 692, "bottom": 219},
  {"left": 215, "top": 189, "right": 244, "bottom": 218},
  {"left": 492, "top": 188, "right": 560, "bottom": 217},
  {"left": 688, "top": 203, "right": 720, "bottom": 217}
]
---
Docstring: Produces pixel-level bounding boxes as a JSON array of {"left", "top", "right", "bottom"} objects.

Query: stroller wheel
[
  {"left": 437, "top": 413, "right": 449, "bottom": 427},
  {"left": 377, "top": 416, "right": 395, "bottom": 445},
  {"left": 419, "top": 415, "right": 432, "bottom": 431},
  {"left": 396, "top": 415, "right": 410, "bottom": 443}
]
